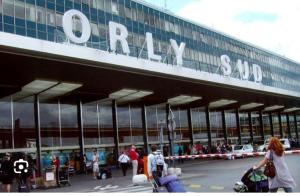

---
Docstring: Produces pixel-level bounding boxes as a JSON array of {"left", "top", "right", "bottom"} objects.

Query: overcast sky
[{"left": 144, "top": 0, "right": 300, "bottom": 63}]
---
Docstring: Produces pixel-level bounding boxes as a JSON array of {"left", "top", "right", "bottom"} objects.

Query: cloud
[{"left": 177, "top": 0, "right": 300, "bottom": 63}]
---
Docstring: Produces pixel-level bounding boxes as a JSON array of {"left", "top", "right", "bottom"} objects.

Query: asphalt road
[{"left": 179, "top": 154, "right": 300, "bottom": 192}]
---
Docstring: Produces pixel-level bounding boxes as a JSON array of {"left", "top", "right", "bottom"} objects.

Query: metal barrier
[{"left": 164, "top": 150, "right": 300, "bottom": 160}]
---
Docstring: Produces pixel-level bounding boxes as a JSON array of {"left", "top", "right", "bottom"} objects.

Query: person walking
[
  {"left": 118, "top": 151, "right": 130, "bottom": 176},
  {"left": 128, "top": 145, "right": 138, "bottom": 176},
  {"left": 92, "top": 150, "right": 99, "bottom": 180},
  {"left": 1, "top": 153, "right": 14, "bottom": 192},
  {"left": 178, "top": 145, "right": 184, "bottom": 164},
  {"left": 51, "top": 155, "right": 60, "bottom": 186},
  {"left": 147, "top": 144, "right": 165, "bottom": 184},
  {"left": 253, "top": 137, "right": 296, "bottom": 192}
]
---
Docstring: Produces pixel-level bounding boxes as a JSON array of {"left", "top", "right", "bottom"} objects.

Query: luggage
[
  {"left": 132, "top": 174, "right": 147, "bottom": 185},
  {"left": 167, "top": 167, "right": 181, "bottom": 176},
  {"left": 159, "top": 174, "right": 177, "bottom": 186},
  {"left": 165, "top": 180, "right": 186, "bottom": 193},
  {"left": 167, "top": 167, "right": 175, "bottom": 175},
  {"left": 175, "top": 168, "right": 182, "bottom": 176},
  {"left": 18, "top": 182, "right": 29, "bottom": 192},
  {"left": 97, "top": 168, "right": 112, "bottom": 180}
]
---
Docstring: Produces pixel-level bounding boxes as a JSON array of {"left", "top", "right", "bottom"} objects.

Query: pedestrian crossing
[{"left": 93, "top": 184, "right": 153, "bottom": 193}]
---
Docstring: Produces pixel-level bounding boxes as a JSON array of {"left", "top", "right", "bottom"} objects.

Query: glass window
[
  {"left": 13, "top": 97, "right": 35, "bottom": 149},
  {"left": 40, "top": 100, "right": 60, "bottom": 147},
  {"left": 47, "top": 10, "right": 55, "bottom": 26},
  {"left": 83, "top": 102, "right": 99, "bottom": 145},
  {"left": 15, "top": 0, "right": 25, "bottom": 19},
  {"left": 146, "top": 105, "right": 159, "bottom": 143},
  {"left": 36, "top": 6, "right": 46, "bottom": 24},
  {"left": 3, "top": 0, "right": 14, "bottom": 16},
  {"left": 0, "top": 98, "right": 12, "bottom": 149},
  {"left": 130, "top": 106, "right": 143, "bottom": 144},
  {"left": 131, "top": 8, "right": 137, "bottom": 21},
  {"left": 111, "top": 1, "right": 118, "bottom": 15},
  {"left": 26, "top": 3, "right": 36, "bottom": 22},
  {"left": 137, "top": 9, "right": 143, "bottom": 23},
  {"left": 0, "top": 0, "right": 2, "bottom": 14},
  {"left": 125, "top": 7, "right": 131, "bottom": 19},
  {"left": 98, "top": 101, "right": 113, "bottom": 144},
  {"left": 119, "top": 3, "right": 125, "bottom": 18},
  {"left": 191, "top": 107, "right": 207, "bottom": 141},
  {"left": 105, "top": 0, "right": 111, "bottom": 13},
  {"left": 82, "top": 0, "right": 89, "bottom": 5},
  {"left": 91, "top": 23, "right": 99, "bottom": 36},
  {"left": 117, "top": 105, "right": 131, "bottom": 144},
  {"left": 97, "top": 0, "right": 104, "bottom": 10},
  {"left": 55, "top": 13, "right": 63, "bottom": 27},
  {"left": 60, "top": 102, "right": 78, "bottom": 146}
]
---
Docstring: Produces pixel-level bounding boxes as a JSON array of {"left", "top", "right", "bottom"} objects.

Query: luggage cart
[{"left": 58, "top": 166, "right": 71, "bottom": 186}]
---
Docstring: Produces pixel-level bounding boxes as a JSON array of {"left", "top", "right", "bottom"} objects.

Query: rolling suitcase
[{"left": 165, "top": 180, "right": 186, "bottom": 193}]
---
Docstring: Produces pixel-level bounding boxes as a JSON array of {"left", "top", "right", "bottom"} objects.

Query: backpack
[{"left": 152, "top": 153, "right": 164, "bottom": 176}]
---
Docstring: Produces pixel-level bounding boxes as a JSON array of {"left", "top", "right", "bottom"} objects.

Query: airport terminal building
[{"left": 0, "top": 0, "right": 299, "bottom": 174}]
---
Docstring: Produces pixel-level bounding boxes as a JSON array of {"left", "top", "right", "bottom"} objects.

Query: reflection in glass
[
  {"left": 40, "top": 100, "right": 60, "bottom": 147},
  {"left": 0, "top": 98, "right": 12, "bottom": 149},
  {"left": 60, "top": 102, "right": 79, "bottom": 146},
  {"left": 13, "top": 97, "right": 35, "bottom": 148},
  {"left": 272, "top": 114, "right": 281, "bottom": 138},
  {"left": 99, "top": 102, "right": 114, "bottom": 145},
  {"left": 239, "top": 112, "right": 251, "bottom": 144},
  {"left": 146, "top": 105, "right": 159, "bottom": 143},
  {"left": 117, "top": 105, "right": 130, "bottom": 144},
  {"left": 83, "top": 102, "right": 99, "bottom": 145},
  {"left": 225, "top": 110, "right": 238, "bottom": 144},
  {"left": 191, "top": 107, "right": 207, "bottom": 142}
]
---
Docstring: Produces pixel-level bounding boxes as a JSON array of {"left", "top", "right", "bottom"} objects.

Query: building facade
[{"left": 0, "top": 0, "right": 299, "bottom": 174}]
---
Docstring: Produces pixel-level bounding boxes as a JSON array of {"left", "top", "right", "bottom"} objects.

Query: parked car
[
  {"left": 257, "top": 138, "right": 291, "bottom": 152},
  {"left": 230, "top": 144, "right": 254, "bottom": 158}
]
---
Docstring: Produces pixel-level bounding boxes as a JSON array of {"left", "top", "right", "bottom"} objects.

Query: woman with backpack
[
  {"left": 253, "top": 137, "right": 296, "bottom": 192},
  {"left": 147, "top": 145, "right": 165, "bottom": 184}
]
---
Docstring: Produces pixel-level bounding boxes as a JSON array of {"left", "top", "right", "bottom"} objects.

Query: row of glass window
[{"left": 0, "top": 0, "right": 300, "bottom": 92}]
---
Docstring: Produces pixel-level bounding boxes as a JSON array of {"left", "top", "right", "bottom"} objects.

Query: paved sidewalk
[{"left": 33, "top": 159, "right": 210, "bottom": 192}]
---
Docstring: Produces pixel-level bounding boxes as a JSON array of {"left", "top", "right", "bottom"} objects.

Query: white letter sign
[
  {"left": 63, "top": 9, "right": 91, "bottom": 44},
  {"left": 146, "top": 32, "right": 161, "bottom": 61},
  {"left": 253, "top": 64, "right": 262, "bottom": 83},
  {"left": 109, "top": 21, "right": 130, "bottom": 55},
  {"left": 170, "top": 39, "right": 185, "bottom": 66},
  {"left": 220, "top": 55, "right": 232, "bottom": 76},
  {"left": 237, "top": 59, "right": 249, "bottom": 80}
]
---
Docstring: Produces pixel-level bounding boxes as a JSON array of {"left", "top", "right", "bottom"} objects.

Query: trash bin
[{"left": 43, "top": 166, "right": 57, "bottom": 188}]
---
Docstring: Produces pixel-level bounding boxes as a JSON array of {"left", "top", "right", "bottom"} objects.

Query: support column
[
  {"left": 112, "top": 100, "right": 119, "bottom": 166},
  {"left": 187, "top": 107, "right": 194, "bottom": 147},
  {"left": 77, "top": 99, "right": 84, "bottom": 173},
  {"left": 278, "top": 113, "right": 283, "bottom": 138},
  {"left": 269, "top": 113, "right": 274, "bottom": 137},
  {"left": 221, "top": 110, "right": 227, "bottom": 145},
  {"left": 248, "top": 112, "right": 253, "bottom": 144},
  {"left": 34, "top": 95, "right": 42, "bottom": 176},
  {"left": 259, "top": 110, "right": 265, "bottom": 142},
  {"left": 141, "top": 105, "right": 149, "bottom": 155},
  {"left": 235, "top": 108, "right": 241, "bottom": 145},
  {"left": 205, "top": 107, "right": 212, "bottom": 153},
  {"left": 286, "top": 114, "right": 291, "bottom": 138},
  {"left": 294, "top": 113, "right": 299, "bottom": 147}
]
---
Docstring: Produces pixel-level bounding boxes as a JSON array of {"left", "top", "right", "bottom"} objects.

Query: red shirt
[{"left": 129, "top": 150, "right": 138, "bottom": 161}]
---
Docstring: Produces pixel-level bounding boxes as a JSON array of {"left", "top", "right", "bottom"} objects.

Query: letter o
[{"left": 62, "top": 9, "right": 91, "bottom": 44}]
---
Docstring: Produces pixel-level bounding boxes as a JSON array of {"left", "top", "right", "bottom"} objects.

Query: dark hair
[{"left": 151, "top": 144, "right": 157, "bottom": 152}]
